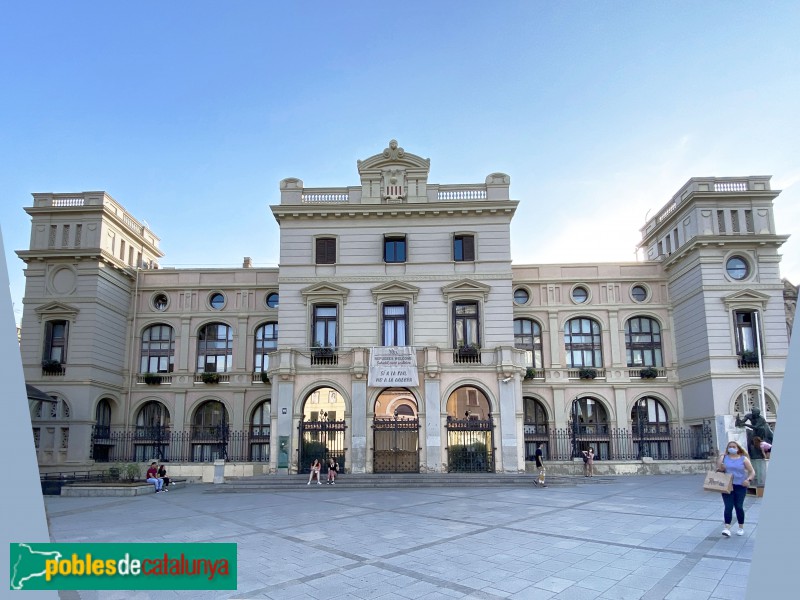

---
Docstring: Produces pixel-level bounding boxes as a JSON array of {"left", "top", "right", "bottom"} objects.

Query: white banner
[{"left": 368, "top": 347, "right": 419, "bottom": 387}]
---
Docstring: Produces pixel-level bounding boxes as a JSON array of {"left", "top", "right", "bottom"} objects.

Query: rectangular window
[
  {"left": 734, "top": 310, "right": 759, "bottom": 354},
  {"left": 454, "top": 234, "right": 475, "bottom": 262},
  {"left": 315, "top": 237, "right": 336, "bottom": 264},
  {"left": 384, "top": 236, "right": 407, "bottom": 263},
  {"left": 313, "top": 305, "right": 338, "bottom": 347},
  {"left": 120, "top": 239, "right": 126, "bottom": 261},
  {"left": 43, "top": 320, "right": 68, "bottom": 363},
  {"left": 382, "top": 303, "right": 408, "bottom": 346},
  {"left": 453, "top": 302, "right": 479, "bottom": 348}
]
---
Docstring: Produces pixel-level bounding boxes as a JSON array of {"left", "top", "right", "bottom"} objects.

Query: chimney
[{"left": 243, "top": 257, "right": 253, "bottom": 268}]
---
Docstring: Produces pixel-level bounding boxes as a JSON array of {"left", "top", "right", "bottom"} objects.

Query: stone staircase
[{"left": 208, "top": 473, "right": 617, "bottom": 492}]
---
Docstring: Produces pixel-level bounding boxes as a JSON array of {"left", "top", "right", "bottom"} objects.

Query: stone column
[
  {"left": 350, "top": 379, "right": 367, "bottom": 473},
  {"left": 424, "top": 378, "right": 442, "bottom": 472},
  {"left": 276, "top": 379, "right": 295, "bottom": 474},
  {"left": 498, "top": 377, "right": 521, "bottom": 472}
]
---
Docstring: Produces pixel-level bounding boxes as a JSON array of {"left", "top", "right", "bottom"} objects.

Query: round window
[
  {"left": 571, "top": 286, "right": 589, "bottom": 304},
  {"left": 266, "top": 292, "right": 279, "bottom": 308},
  {"left": 726, "top": 256, "right": 749, "bottom": 280},
  {"left": 153, "top": 293, "right": 169, "bottom": 311},
  {"left": 209, "top": 293, "right": 225, "bottom": 310},
  {"left": 631, "top": 286, "right": 648, "bottom": 302},
  {"left": 513, "top": 288, "right": 529, "bottom": 305}
]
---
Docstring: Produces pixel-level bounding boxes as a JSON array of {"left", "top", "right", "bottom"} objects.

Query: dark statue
[{"left": 735, "top": 408, "right": 774, "bottom": 458}]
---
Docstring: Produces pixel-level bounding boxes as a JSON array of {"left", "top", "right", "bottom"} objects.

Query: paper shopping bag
[{"left": 703, "top": 470, "right": 733, "bottom": 493}]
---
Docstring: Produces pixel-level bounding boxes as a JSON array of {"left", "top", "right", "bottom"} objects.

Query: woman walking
[
  {"left": 717, "top": 441, "right": 756, "bottom": 537},
  {"left": 582, "top": 447, "right": 595, "bottom": 477}
]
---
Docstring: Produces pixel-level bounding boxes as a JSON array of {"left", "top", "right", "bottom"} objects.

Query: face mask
[{"left": 727, "top": 447, "right": 738, "bottom": 454}]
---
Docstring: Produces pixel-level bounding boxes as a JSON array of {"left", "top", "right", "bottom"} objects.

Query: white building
[{"left": 17, "top": 141, "right": 789, "bottom": 475}]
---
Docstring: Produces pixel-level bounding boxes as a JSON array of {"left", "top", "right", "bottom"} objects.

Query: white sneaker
[
  {"left": 307, "top": 482, "right": 310, "bottom": 485},
  {"left": 317, "top": 481, "right": 322, "bottom": 485},
  {"left": 736, "top": 529, "right": 744, "bottom": 536},
  {"left": 722, "top": 528, "right": 731, "bottom": 537}
]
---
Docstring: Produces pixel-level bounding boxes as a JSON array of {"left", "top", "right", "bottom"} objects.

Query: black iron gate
[
  {"left": 373, "top": 418, "right": 420, "bottom": 473},
  {"left": 298, "top": 418, "right": 347, "bottom": 474},
  {"left": 446, "top": 416, "right": 494, "bottom": 472}
]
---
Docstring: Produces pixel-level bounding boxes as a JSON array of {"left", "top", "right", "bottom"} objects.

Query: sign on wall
[{"left": 368, "top": 347, "right": 419, "bottom": 387}]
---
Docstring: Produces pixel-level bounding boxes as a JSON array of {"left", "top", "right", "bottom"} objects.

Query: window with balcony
[
  {"left": 453, "top": 302, "right": 479, "bottom": 349},
  {"left": 734, "top": 310, "right": 759, "bottom": 355},
  {"left": 514, "top": 318, "right": 542, "bottom": 368},
  {"left": 43, "top": 320, "right": 68, "bottom": 365},
  {"left": 382, "top": 303, "right": 408, "bottom": 346},
  {"left": 255, "top": 322, "right": 278, "bottom": 373},
  {"left": 140, "top": 324, "right": 175, "bottom": 373},
  {"left": 197, "top": 323, "right": 233, "bottom": 373},
  {"left": 564, "top": 318, "right": 602, "bottom": 368},
  {"left": 313, "top": 305, "right": 338, "bottom": 348},
  {"left": 625, "top": 317, "right": 663, "bottom": 367}
]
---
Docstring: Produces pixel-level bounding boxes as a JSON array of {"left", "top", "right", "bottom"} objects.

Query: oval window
[
  {"left": 571, "top": 286, "right": 589, "bottom": 304},
  {"left": 153, "top": 293, "right": 168, "bottom": 311},
  {"left": 726, "top": 256, "right": 749, "bottom": 280},
  {"left": 266, "top": 293, "right": 279, "bottom": 308},
  {"left": 513, "top": 288, "right": 529, "bottom": 305},
  {"left": 631, "top": 286, "right": 648, "bottom": 302},
  {"left": 209, "top": 293, "right": 225, "bottom": 310}
]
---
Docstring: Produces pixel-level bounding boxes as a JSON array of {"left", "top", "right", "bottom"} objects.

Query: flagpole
[{"left": 755, "top": 311, "right": 767, "bottom": 416}]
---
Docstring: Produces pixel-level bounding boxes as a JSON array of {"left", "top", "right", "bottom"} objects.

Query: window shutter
[{"left": 463, "top": 236, "right": 475, "bottom": 261}]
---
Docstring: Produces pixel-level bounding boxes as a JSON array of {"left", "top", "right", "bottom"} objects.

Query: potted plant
[
  {"left": 201, "top": 371, "right": 221, "bottom": 384},
  {"left": 578, "top": 367, "right": 598, "bottom": 380},
  {"left": 41, "top": 359, "right": 62, "bottom": 374},
  {"left": 143, "top": 373, "right": 162, "bottom": 385},
  {"left": 639, "top": 366, "right": 659, "bottom": 379},
  {"left": 458, "top": 343, "right": 480, "bottom": 357},
  {"left": 740, "top": 350, "right": 759, "bottom": 365},
  {"left": 260, "top": 371, "right": 270, "bottom": 384},
  {"left": 313, "top": 341, "right": 334, "bottom": 358},
  {"left": 524, "top": 367, "right": 536, "bottom": 380},
  {"left": 123, "top": 463, "right": 141, "bottom": 482}
]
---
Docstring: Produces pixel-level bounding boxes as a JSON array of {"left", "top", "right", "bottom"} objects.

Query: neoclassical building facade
[{"left": 18, "top": 141, "right": 790, "bottom": 474}]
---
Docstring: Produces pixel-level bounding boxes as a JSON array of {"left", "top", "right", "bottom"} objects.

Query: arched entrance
[
  {"left": 298, "top": 387, "right": 346, "bottom": 474},
  {"left": 372, "top": 388, "right": 420, "bottom": 473},
  {"left": 445, "top": 386, "right": 494, "bottom": 472}
]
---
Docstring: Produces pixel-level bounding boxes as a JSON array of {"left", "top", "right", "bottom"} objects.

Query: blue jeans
[{"left": 722, "top": 484, "right": 747, "bottom": 525}]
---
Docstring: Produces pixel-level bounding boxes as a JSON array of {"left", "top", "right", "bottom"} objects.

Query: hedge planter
[
  {"left": 739, "top": 351, "right": 759, "bottom": 366},
  {"left": 144, "top": 373, "right": 162, "bottom": 385},
  {"left": 201, "top": 372, "right": 221, "bottom": 384},
  {"left": 260, "top": 371, "right": 270, "bottom": 384},
  {"left": 524, "top": 367, "right": 536, "bottom": 380},
  {"left": 639, "top": 367, "right": 658, "bottom": 379},
  {"left": 578, "top": 368, "right": 598, "bottom": 380},
  {"left": 41, "top": 360, "right": 63, "bottom": 374}
]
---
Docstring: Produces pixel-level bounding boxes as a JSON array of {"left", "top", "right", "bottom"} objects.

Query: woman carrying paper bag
[{"left": 717, "top": 441, "right": 756, "bottom": 537}]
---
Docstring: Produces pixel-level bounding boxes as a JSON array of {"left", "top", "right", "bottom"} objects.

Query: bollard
[{"left": 213, "top": 459, "right": 225, "bottom": 484}]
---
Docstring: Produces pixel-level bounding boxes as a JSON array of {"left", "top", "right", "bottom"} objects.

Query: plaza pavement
[{"left": 47, "top": 474, "right": 759, "bottom": 600}]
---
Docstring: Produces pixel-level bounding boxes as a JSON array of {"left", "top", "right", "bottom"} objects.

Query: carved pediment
[
  {"left": 34, "top": 301, "right": 79, "bottom": 320},
  {"left": 300, "top": 282, "right": 351, "bottom": 304},
  {"left": 441, "top": 279, "right": 492, "bottom": 302},
  {"left": 722, "top": 289, "right": 770, "bottom": 310},
  {"left": 371, "top": 280, "right": 421, "bottom": 303},
  {"left": 357, "top": 140, "right": 431, "bottom": 172}
]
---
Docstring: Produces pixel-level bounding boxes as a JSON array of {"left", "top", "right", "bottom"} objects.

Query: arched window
[
  {"left": 91, "top": 399, "right": 113, "bottom": 462},
  {"left": 140, "top": 324, "right": 175, "bottom": 373},
  {"left": 250, "top": 401, "right": 271, "bottom": 461},
  {"left": 523, "top": 397, "right": 549, "bottom": 461},
  {"left": 625, "top": 317, "right": 663, "bottom": 367},
  {"left": 632, "top": 397, "right": 671, "bottom": 459},
  {"left": 254, "top": 322, "right": 278, "bottom": 373},
  {"left": 733, "top": 388, "right": 777, "bottom": 428},
  {"left": 197, "top": 323, "right": 233, "bottom": 373},
  {"left": 514, "top": 319, "right": 543, "bottom": 368},
  {"left": 570, "top": 397, "right": 610, "bottom": 459},
  {"left": 564, "top": 318, "right": 602, "bottom": 368},
  {"left": 191, "top": 400, "right": 229, "bottom": 462},
  {"left": 134, "top": 401, "right": 170, "bottom": 462}
]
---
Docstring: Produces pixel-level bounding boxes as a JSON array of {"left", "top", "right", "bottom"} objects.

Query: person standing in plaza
[
  {"left": 582, "top": 447, "right": 595, "bottom": 477},
  {"left": 717, "top": 440, "right": 756, "bottom": 537},
  {"left": 146, "top": 461, "right": 164, "bottom": 493},
  {"left": 533, "top": 444, "right": 547, "bottom": 487}
]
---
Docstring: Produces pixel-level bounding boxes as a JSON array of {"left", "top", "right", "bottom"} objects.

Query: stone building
[{"left": 17, "top": 141, "right": 790, "bottom": 475}]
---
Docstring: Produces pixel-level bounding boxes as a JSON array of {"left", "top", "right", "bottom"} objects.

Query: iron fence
[
  {"left": 91, "top": 426, "right": 270, "bottom": 463},
  {"left": 523, "top": 425, "right": 714, "bottom": 462}
]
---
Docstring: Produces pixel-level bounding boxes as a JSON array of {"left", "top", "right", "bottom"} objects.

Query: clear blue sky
[{"left": 3, "top": 2, "right": 799, "bottom": 324}]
